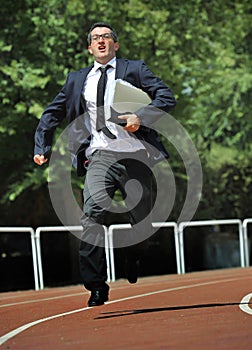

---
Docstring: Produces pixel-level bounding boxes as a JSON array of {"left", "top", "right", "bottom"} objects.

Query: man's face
[{"left": 88, "top": 26, "right": 119, "bottom": 64}]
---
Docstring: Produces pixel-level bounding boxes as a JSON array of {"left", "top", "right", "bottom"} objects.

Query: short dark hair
[{"left": 87, "top": 22, "right": 118, "bottom": 45}]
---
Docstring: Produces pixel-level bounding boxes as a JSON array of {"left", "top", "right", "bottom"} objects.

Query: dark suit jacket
[{"left": 34, "top": 58, "right": 176, "bottom": 176}]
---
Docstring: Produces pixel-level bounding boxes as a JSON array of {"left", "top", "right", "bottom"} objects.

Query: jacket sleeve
[
  {"left": 134, "top": 61, "right": 176, "bottom": 126},
  {"left": 34, "top": 80, "right": 67, "bottom": 157}
]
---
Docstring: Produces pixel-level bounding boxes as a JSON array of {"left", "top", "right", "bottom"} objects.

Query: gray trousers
[{"left": 79, "top": 150, "right": 153, "bottom": 291}]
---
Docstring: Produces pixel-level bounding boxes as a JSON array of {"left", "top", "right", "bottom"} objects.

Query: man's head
[
  {"left": 87, "top": 22, "right": 119, "bottom": 65},
  {"left": 87, "top": 22, "right": 118, "bottom": 45}
]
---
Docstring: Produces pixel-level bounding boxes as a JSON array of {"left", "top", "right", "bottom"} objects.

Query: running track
[{"left": 0, "top": 267, "right": 251, "bottom": 349}]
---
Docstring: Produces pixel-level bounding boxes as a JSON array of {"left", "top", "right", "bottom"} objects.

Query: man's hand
[
  {"left": 33, "top": 154, "right": 48, "bottom": 166},
  {"left": 118, "top": 113, "right": 140, "bottom": 132}
]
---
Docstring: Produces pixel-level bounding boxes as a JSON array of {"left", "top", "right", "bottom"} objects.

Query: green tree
[{"left": 0, "top": 0, "right": 251, "bottom": 225}]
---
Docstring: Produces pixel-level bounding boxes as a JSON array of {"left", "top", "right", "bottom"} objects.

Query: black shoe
[
  {"left": 125, "top": 259, "right": 139, "bottom": 284},
  {"left": 88, "top": 289, "right": 109, "bottom": 307}
]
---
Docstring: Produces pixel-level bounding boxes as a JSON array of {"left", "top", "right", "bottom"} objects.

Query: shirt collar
[{"left": 94, "top": 56, "right": 116, "bottom": 71}]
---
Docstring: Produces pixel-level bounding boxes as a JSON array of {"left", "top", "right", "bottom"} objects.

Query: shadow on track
[{"left": 94, "top": 301, "right": 251, "bottom": 320}]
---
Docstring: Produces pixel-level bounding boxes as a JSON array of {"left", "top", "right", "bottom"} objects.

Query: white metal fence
[
  {"left": 34, "top": 225, "right": 110, "bottom": 290},
  {"left": 0, "top": 218, "right": 251, "bottom": 290},
  {"left": 0, "top": 227, "right": 39, "bottom": 290},
  {"left": 178, "top": 219, "right": 246, "bottom": 274},
  {"left": 108, "top": 222, "right": 179, "bottom": 282}
]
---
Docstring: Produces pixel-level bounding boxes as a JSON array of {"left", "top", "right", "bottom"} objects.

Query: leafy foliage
[{"left": 0, "top": 0, "right": 251, "bottom": 225}]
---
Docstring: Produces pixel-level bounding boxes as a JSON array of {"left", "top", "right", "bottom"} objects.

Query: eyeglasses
[{"left": 91, "top": 33, "right": 113, "bottom": 42}]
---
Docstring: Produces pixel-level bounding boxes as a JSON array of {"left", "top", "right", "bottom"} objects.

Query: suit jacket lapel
[
  {"left": 115, "top": 58, "right": 128, "bottom": 80},
  {"left": 74, "top": 66, "right": 93, "bottom": 114}
]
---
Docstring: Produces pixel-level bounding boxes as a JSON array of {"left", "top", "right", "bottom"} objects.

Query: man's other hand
[
  {"left": 33, "top": 154, "right": 48, "bottom": 166},
  {"left": 118, "top": 114, "right": 140, "bottom": 132}
]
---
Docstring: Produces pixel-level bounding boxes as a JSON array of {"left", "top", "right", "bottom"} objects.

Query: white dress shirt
[{"left": 83, "top": 57, "right": 145, "bottom": 157}]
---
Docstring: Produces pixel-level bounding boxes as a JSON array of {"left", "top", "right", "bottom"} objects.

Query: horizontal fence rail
[
  {"left": 35, "top": 226, "right": 110, "bottom": 290},
  {"left": 0, "top": 227, "right": 39, "bottom": 290},
  {"left": 242, "top": 219, "right": 252, "bottom": 267},
  {"left": 178, "top": 219, "right": 245, "bottom": 274},
  {"left": 108, "top": 222, "right": 180, "bottom": 282},
  {"left": 1, "top": 218, "right": 251, "bottom": 291}
]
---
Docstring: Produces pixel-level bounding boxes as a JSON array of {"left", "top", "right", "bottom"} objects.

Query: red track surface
[{"left": 0, "top": 267, "right": 251, "bottom": 349}]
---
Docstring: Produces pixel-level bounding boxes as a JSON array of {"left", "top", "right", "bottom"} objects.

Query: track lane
[{"left": 0, "top": 267, "right": 251, "bottom": 349}]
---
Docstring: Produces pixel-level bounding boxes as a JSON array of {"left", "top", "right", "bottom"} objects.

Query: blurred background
[{"left": 0, "top": 0, "right": 251, "bottom": 292}]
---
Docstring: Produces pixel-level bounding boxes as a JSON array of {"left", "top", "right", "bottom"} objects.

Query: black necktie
[{"left": 96, "top": 65, "right": 116, "bottom": 139}]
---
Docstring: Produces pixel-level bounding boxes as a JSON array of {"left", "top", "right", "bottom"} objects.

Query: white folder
[{"left": 112, "top": 79, "right": 151, "bottom": 113}]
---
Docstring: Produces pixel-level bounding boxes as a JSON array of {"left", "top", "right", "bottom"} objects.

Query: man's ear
[
  {"left": 115, "top": 42, "right": 119, "bottom": 52},
  {"left": 88, "top": 46, "right": 93, "bottom": 55}
]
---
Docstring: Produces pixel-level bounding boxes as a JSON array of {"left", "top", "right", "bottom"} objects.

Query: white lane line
[
  {"left": 1, "top": 274, "right": 249, "bottom": 308},
  {"left": 0, "top": 292, "right": 87, "bottom": 308},
  {"left": 0, "top": 306, "right": 91, "bottom": 346},
  {"left": 0, "top": 277, "right": 242, "bottom": 346},
  {"left": 239, "top": 293, "right": 252, "bottom": 315},
  {"left": 0, "top": 282, "right": 154, "bottom": 308}
]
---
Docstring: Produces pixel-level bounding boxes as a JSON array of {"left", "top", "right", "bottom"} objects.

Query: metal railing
[
  {"left": 242, "top": 218, "right": 252, "bottom": 267},
  {"left": 108, "top": 222, "right": 180, "bottom": 282},
  {"left": 1, "top": 218, "right": 251, "bottom": 291},
  {"left": 34, "top": 225, "right": 110, "bottom": 289},
  {"left": 178, "top": 219, "right": 245, "bottom": 274},
  {"left": 0, "top": 227, "right": 39, "bottom": 290}
]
